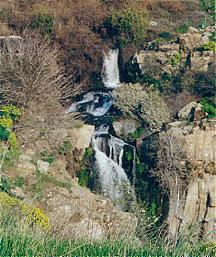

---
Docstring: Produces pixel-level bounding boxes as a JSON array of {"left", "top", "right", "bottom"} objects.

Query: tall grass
[{"left": 0, "top": 210, "right": 215, "bottom": 257}]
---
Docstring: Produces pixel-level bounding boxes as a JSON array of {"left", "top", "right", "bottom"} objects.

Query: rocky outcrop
[
  {"left": 134, "top": 26, "right": 215, "bottom": 76},
  {"left": 69, "top": 124, "right": 95, "bottom": 156},
  {"left": 113, "top": 119, "right": 138, "bottom": 138},
  {"left": 161, "top": 102, "right": 216, "bottom": 243}
]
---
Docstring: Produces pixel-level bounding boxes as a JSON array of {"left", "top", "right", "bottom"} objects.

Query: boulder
[
  {"left": 68, "top": 125, "right": 95, "bottom": 156},
  {"left": 37, "top": 160, "right": 49, "bottom": 173},
  {"left": 113, "top": 119, "right": 138, "bottom": 137},
  {"left": 184, "top": 130, "right": 216, "bottom": 164},
  {"left": 190, "top": 51, "right": 214, "bottom": 72},
  {"left": 177, "top": 101, "right": 197, "bottom": 120},
  {"left": 180, "top": 33, "right": 203, "bottom": 52}
]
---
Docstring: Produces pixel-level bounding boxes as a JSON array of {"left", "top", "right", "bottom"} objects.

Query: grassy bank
[{"left": 0, "top": 215, "right": 214, "bottom": 257}]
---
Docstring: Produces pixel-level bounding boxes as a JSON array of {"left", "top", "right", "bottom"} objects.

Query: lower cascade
[{"left": 92, "top": 127, "right": 136, "bottom": 210}]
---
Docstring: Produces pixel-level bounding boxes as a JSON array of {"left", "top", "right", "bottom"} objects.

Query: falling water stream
[{"left": 67, "top": 49, "right": 136, "bottom": 209}]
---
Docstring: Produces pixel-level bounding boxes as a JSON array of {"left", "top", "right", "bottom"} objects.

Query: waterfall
[
  {"left": 102, "top": 49, "right": 120, "bottom": 88},
  {"left": 66, "top": 92, "right": 113, "bottom": 117},
  {"left": 92, "top": 127, "right": 136, "bottom": 209}
]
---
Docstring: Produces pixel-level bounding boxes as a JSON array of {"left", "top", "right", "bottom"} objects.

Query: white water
[
  {"left": 66, "top": 48, "right": 136, "bottom": 208},
  {"left": 66, "top": 92, "right": 112, "bottom": 117},
  {"left": 92, "top": 127, "right": 136, "bottom": 208},
  {"left": 102, "top": 49, "right": 120, "bottom": 88}
]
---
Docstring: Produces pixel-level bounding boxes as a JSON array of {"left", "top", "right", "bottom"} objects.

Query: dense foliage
[
  {"left": 106, "top": 6, "right": 148, "bottom": 47},
  {"left": 113, "top": 84, "right": 170, "bottom": 130}
]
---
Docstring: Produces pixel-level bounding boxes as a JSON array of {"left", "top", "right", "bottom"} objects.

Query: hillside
[{"left": 0, "top": 0, "right": 215, "bottom": 256}]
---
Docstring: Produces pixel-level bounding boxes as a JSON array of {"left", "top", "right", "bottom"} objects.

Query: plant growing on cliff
[
  {"left": 0, "top": 192, "right": 50, "bottom": 230},
  {"left": 31, "top": 13, "right": 54, "bottom": 36},
  {"left": 113, "top": 84, "right": 170, "bottom": 131},
  {"left": 106, "top": 6, "right": 148, "bottom": 47},
  {"left": 199, "top": 0, "right": 215, "bottom": 26},
  {"left": 0, "top": 105, "right": 21, "bottom": 149}
]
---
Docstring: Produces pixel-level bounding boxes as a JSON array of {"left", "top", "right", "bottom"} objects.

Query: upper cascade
[{"left": 102, "top": 49, "right": 120, "bottom": 89}]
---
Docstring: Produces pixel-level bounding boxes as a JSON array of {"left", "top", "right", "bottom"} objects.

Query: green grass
[
  {"left": 31, "top": 172, "right": 72, "bottom": 199},
  {"left": 0, "top": 210, "right": 215, "bottom": 257},
  {"left": 0, "top": 231, "right": 214, "bottom": 257}
]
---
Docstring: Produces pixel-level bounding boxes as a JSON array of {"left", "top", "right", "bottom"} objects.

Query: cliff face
[{"left": 161, "top": 104, "right": 216, "bottom": 242}]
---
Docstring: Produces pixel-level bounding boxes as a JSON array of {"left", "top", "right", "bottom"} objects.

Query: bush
[
  {"left": 0, "top": 192, "right": 50, "bottom": 230},
  {"left": 40, "top": 150, "right": 55, "bottom": 164},
  {"left": 200, "top": 98, "right": 216, "bottom": 118},
  {"left": 78, "top": 168, "right": 90, "bottom": 187},
  {"left": 176, "top": 24, "right": 189, "bottom": 34},
  {"left": 59, "top": 139, "right": 72, "bottom": 156},
  {"left": 159, "top": 31, "right": 172, "bottom": 40},
  {"left": 167, "top": 52, "right": 181, "bottom": 66},
  {"left": 203, "top": 41, "right": 216, "bottom": 51},
  {"left": 194, "top": 71, "right": 215, "bottom": 97},
  {"left": 113, "top": 84, "right": 170, "bottom": 131},
  {"left": 0, "top": 36, "right": 75, "bottom": 108},
  {"left": 31, "top": 13, "right": 54, "bottom": 36},
  {"left": 106, "top": 6, "right": 148, "bottom": 46},
  {"left": 0, "top": 105, "right": 21, "bottom": 148}
]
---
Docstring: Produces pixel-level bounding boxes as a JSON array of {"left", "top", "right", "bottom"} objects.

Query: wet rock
[{"left": 113, "top": 119, "right": 138, "bottom": 137}]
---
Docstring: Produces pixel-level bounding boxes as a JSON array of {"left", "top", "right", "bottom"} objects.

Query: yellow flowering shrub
[
  {"left": 8, "top": 132, "right": 17, "bottom": 149},
  {"left": 0, "top": 192, "right": 50, "bottom": 230},
  {"left": 0, "top": 117, "right": 13, "bottom": 129},
  {"left": 0, "top": 105, "right": 21, "bottom": 148}
]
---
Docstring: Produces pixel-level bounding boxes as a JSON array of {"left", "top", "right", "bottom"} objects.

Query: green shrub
[
  {"left": 40, "top": 150, "right": 55, "bottom": 164},
  {"left": 84, "top": 147, "right": 94, "bottom": 159},
  {"left": 0, "top": 176, "right": 12, "bottom": 194},
  {"left": 0, "top": 105, "right": 22, "bottom": 122},
  {"left": 159, "top": 31, "right": 172, "bottom": 40},
  {"left": 128, "top": 127, "right": 144, "bottom": 140},
  {"left": 31, "top": 13, "right": 54, "bottom": 36},
  {"left": 106, "top": 6, "right": 148, "bottom": 46},
  {"left": 59, "top": 139, "right": 72, "bottom": 156},
  {"left": 176, "top": 24, "right": 189, "bottom": 34},
  {"left": 200, "top": 98, "right": 216, "bottom": 118},
  {"left": 167, "top": 52, "right": 181, "bottom": 66},
  {"left": 113, "top": 84, "right": 170, "bottom": 130},
  {"left": 0, "top": 105, "right": 21, "bottom": 148},
  {"left": 203, "top": 41, "right": 216, "bottom": 51},
  {"left": 13, "top": 176, "right": 25, "bottom": 188},
  {"left": 209, "top": 31, "right": 216, "bottom": 42},
  {"left": 78, "top": 168, "right": 89, "bottom": 187},
  {"left": 194, "top": 71, "right": 215, "bottom": 97}
]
